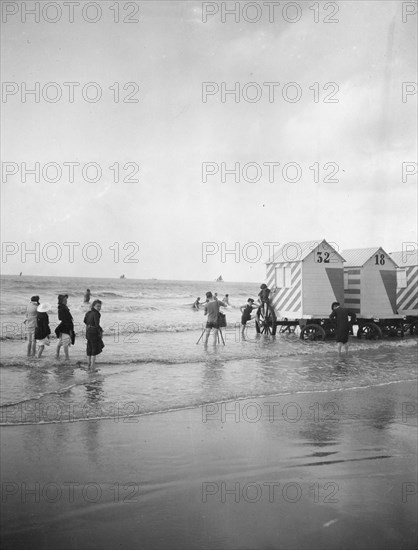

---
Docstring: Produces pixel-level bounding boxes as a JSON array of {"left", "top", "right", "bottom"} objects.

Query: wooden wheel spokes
[
  {"left": 357, "top": 322, "right": 382, "bottom": 340},
  {"left": 404, "top": 320, "right": 418, "bottom": 336},
  {"left": 299, "top": 323, "right": 326, "bottom": 341},
  {"left": 255, "top": 303, "right": 277, "bottom": 336},
  {"left": 381, "top": 322, "right": 404, "bottom": 338}
]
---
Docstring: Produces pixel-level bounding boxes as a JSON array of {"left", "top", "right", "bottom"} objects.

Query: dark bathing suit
[
  {"left": 205, "top": 300, "right": 225, "bottom": 329},
  {"left": 84, "top": 309, "right": 105, "bottom": 356},
  {"left": 329, "top": 307, "right": 357, "bottom": 344},
  {"left": 241, "top": 305, "right": 253, "bottom": 325}
]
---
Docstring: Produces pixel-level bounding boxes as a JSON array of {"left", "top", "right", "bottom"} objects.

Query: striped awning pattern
[
  {"left": 266, "top": 262, "right": 302, "bottom": 315},
  {"left": 389, "top": 251, "right": 417, "bottom": 313},
  {"left": 396, "top": 266, "right": 418, "bottom": 312}
]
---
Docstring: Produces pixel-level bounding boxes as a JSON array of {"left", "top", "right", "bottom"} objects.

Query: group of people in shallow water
[
  {"left": 193, "top": 293, "right": 230, "bottom": 310},
  {"left": 25, "top": 284, "right": 356, "bottom": 360},
  {"left": 24, "top": 289, "right": 105, "bottom": 367},
  {"left": 196, "top": 284, "right": 273, "bottom": 345},
  {"left": 197, "top": 284, "right": 356, "bottom": 355}
]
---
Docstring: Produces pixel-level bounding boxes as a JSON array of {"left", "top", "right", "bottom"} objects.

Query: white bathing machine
[
  {"left": 263, "top": 239, "right": 345, "bottom": 339},
  {"left": 341, "top": 247, "right": 403, "bottom": 338}
]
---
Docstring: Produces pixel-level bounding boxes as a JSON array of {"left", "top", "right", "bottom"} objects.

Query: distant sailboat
[
  {"left": 215, "top": 275, "right": 223, "bottom": 282},
  {"left": 120, "top": 274, "right": 125, "bottom": 279}
]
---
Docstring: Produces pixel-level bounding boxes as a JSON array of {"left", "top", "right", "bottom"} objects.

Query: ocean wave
[
  {"left": 71, "top": 304, "right": 164, "bottom": 312},
  {"left": 93, "top": 291, "right": 198, "bottom": 299},
  {"left": 1, "top": 337, "right": 417, "bottom": 369},
  {"left": 1, "top": 377, "right": 417, "bottom": 426},
  {"left": 0, "top": 301, "right": 219, "bottom": 315},
  {"left": 0, "top": 383, "right": 79, "bottom": 408},
  {"left": 2, "top": 288, "right": 238, "bottom": 303},
  {"left": 2, "top": 321, "right": 418, "bottom": 342},
  {"left": 0, "top": 320, "right": 205, "bottom": 340},
  {"left": 95, "top": 291, "right": 125, "bottom": 298},
  {"left": 0, "top": 306, "right": 30, "bottom": 315}
]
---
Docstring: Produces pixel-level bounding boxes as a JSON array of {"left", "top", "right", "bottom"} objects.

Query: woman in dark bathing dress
[
  {"left": 329, "top": 302, "right": 357, "bottom": 356},
  {"left": 83, "top": 299, "right": 104, "bottom": 368},
  {"left": 55, "top": 294, "right": 74, "bottom": 361}
]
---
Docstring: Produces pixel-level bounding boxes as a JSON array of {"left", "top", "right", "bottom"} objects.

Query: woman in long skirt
[{"left": 83, "top": 299, "right": 104, "bottom": 368}]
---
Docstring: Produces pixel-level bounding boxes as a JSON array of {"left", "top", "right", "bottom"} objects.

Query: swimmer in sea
[
  {"left": 193, "top": 297, "right": 201, "bottom": 310},
  {"left": 84, "top": 289, "right": 91, "bottom": 303}
]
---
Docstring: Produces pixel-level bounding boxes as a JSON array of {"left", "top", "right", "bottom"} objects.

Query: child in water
[
  {"left": 35, "top": 303, "right": 51, "bottom": 358},
  {"left": 240, "top": 298, "right": 257, "bottom": 332},
  {"left": 258, "top": 284, "right": 270, "bottom": 304},
  {"left": 257, "top": 283, "right": 271, "bottom": 319},
  {"left": 25, "top": 295, "right": 40, "bottom": 357}
]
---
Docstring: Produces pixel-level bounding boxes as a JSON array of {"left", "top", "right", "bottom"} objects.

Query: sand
[{"left": 1, "top": 381, "right": 417, "bottom": 550}]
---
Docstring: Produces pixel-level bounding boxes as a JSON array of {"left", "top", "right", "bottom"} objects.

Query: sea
[{"left": 1, "top": 275, "right": 417, "bottom": 426}]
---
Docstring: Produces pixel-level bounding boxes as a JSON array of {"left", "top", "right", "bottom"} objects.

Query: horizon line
[{"left": 0, "top": 273, "right": 261, "bottom": 284}]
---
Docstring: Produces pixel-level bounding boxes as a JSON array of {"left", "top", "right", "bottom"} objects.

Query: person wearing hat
[
  {"left": 35, "top": 303, "right": 51, "bottom": 358},
  {"left": 25, "top": 295, "right": 40, "bottom": 357},
  {"left": 83, "top": 299, "right": 104, "bottom": 368},
  {"left": 55, "top": 294, "right": 74, "bottom": 361},
  {"left": 258, "top": 283, "right": 270, "bottom": 304},
  {"left": 257, "top": 283, "right": 271, "bottom": 319}
]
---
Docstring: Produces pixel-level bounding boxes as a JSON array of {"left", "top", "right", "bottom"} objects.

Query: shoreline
[
  {"left": 1, "top": 381, "right": 417, "bottom": 550},
  {"left": 1, "top": 338, "right": 417, "bottom": 428},
  {"left": 1, "top": 377, "right": 418, "bottom": 428}
]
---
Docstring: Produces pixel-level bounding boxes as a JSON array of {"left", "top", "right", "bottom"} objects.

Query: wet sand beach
[
  {"left": 3, "top": 0, "right": 418, "bottom": 545},
  {"left": 1, "top": 381, "right": 417, "bottom": 550}
]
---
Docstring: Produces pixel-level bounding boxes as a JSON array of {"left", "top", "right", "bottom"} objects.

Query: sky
[{"left": 1, "top": 0, "right": 417, "bottom": 282}]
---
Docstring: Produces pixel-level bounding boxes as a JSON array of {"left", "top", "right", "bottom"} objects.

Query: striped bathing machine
[
  {"left": 389, "top": 251, "right": 418, "bottom": 316},
  {"left": 341, "top": 247, "right": 404, "bottom": 338},
  {"left": 263, "top": 239, "right": 345, "bottom": 339},
  {"left": 266, "top": 239, "right": 345, "bottom": 318}
]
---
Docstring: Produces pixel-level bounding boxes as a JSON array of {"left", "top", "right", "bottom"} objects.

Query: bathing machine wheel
[
  {"left": 255, "top": 303, "right": 277, "bottom": 335},
  {"left": 357, "top": 321, "right": 382, "bottom": 340},
  {"left": 299, "top": 323, "right": 326, "bottom": 341},
  {"left": 380, "top": 319, "right": 404, "bottom": 338},
  {"left": 405, "top": 319, "right": 418, "bottom": 336}
]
